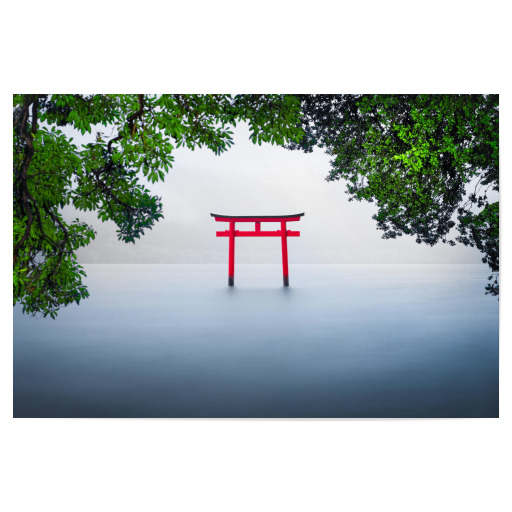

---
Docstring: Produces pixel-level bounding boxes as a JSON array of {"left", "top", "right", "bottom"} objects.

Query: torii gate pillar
[{"left": 228, "top": 220, "right": 235, "bottom": 286}]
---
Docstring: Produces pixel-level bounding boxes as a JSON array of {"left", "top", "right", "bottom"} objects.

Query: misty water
[{"left": 13, "top": 264, "right": 498, "bottom": 418}]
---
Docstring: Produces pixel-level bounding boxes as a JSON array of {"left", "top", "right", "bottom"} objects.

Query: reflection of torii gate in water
[{"left": 210, "top": 213, "right": 304, "bottom": 287}]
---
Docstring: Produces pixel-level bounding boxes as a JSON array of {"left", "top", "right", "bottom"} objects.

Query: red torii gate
[{"left": 211, "top": 213, "right": 304, "bottom": 287}]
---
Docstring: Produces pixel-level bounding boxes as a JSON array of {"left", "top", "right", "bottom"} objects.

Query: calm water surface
[{"left": 13, "top": 264, "right": 499, "bottom": 417}]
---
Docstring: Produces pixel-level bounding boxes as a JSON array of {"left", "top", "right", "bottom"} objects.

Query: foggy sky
[{"left": 66, "top": 123, "right": 482, "bottom": 265}]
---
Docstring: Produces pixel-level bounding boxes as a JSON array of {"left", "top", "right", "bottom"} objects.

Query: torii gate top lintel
[
  {"left": 210, "top": 213, "right": 304, "bottom": 222},
  {"left": 211, "top": 212, "right": 304, "bottom": 287}
]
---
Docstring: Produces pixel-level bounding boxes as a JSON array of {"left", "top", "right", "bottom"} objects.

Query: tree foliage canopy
[
  {"left": 13, "top": 94, "right": 304, "bottom": 317},
  {"left": 288, "top": 94, "right": 499, "bottom": 296}
]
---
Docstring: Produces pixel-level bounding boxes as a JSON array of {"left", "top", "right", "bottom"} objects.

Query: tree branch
[
  {"left": 106, "top": 94, "right": 145, "bottom": 154},
  {"left": 13, "top": 96, "right": 39, "bottom": 265}
]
